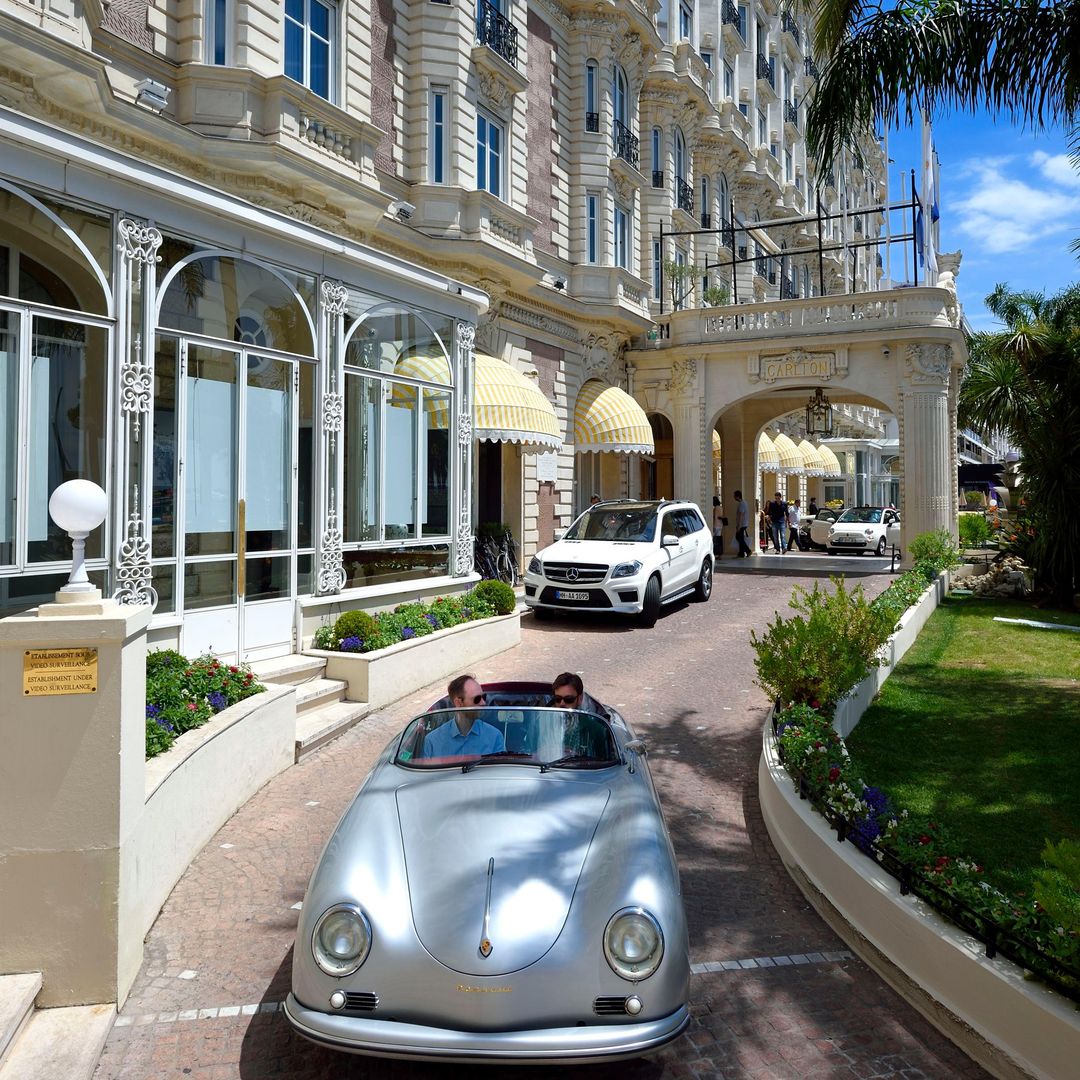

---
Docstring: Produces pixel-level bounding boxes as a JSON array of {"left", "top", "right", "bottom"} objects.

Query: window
[
  {"left": 784, "top": 150, "right": 793, "bottom": 182},
  {"left": 430, "top": 87, "right": 448, "bottom": 183},
  {"left": 723, "top": 62, "right": 734, "bottom": 100},
  {"left": 673, "top": 248, "right": 686, "bottom": 309},
  {"left": 679, "top": 0, "right": 693, "bottom": 41},
  {"left": 586, "top": 60, "right": 599, "bottom": 131},
  {"left": 674, "top": 127, "right": 687, "bottom": 182},
  {"left": 652, "top": 127, "right": 663, "bottom": 176},
  {"left": 613, "top": 64, "right": 629, "bottom": 127},
  {"left": 284, "top": 0, "right": 334, "bottom": 100},
  {"left": 738, "top": 102, "right": 748, "bottom": 118},
  {"left": 652, "top": 239, "right": 662, "bottom": 297},
  {"left": 757, "top": 109, "right": 767, "bottom": 146},
  {"left": 587, "top": 192, "right": 599, "bottom": 263},
  {"left": 719, "top": 173, "right": 730, "bottom": 226},
  {"left": 700, "top": 175, "right": 709, "bottom": 222},
  {"left": 614, "top": 204, "right": 630, "bottom": 269},
  {"left": 476, "top": 111, "right": 503, "bottom": 197},
  {"left": 700, "top": 50, "right": 712, "bottom": 69},
  {"left": 737, "top": 4, "right": 748, "bottom": 41},
  {"left": 207, "top": 0, "right": 229, "bottom": 65}
]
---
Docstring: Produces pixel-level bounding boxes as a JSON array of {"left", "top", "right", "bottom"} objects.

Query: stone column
[
  {"left": 901, "top": 343, "right": 956, "bottom": 546},
  {"left": 717, "top": 409, "right": 755, "bottom": 556},
  {"left": 667, "top": 359, "right": 705, "bottom": 509},
  {"left": 0, "top": 593, "right": 151, "bottom": 1006}
]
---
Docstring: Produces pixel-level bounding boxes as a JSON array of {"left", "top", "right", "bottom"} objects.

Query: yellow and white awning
[
  {"left": 817, "top": 443, "right": 843, "bottom": 478},
  {"left": 758, "top": 431, "right": 780, "bottom": 471},
  {"left": 771, "top": 432, "right": 804, "bottom": 474},
  {"left": 712, "top": 429, "right": 722, "bottom": 461},
  {"left": 574, "top": 379, "right": 654, "bottom": 455},
  {"left": 473, "top": 353, "right": 562, "bottom": 451},
  {"left": 797, "top": 438, "right": 825, "bottom": 477}
]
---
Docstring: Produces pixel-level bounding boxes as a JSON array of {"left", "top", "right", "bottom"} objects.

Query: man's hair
[
  {"left": 713, "top": 495, "right": 721, "bottom": 506},
  {"left": 447, "top": 673, "right": 477, "bottom": 701},
  {"left": 734, "top": 489, "right": 742, "bottom": 499},
  {"left": 552, "top": 672, "right": 583, "bottom": 696}
]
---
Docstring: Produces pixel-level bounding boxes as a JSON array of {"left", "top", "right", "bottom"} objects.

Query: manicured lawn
[{"left": 846, "top": 595, "right": 1080, "bottom": 899}]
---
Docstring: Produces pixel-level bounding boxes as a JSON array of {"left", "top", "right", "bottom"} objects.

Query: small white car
[
  {"left": 826, "top": 506, "right": 901, "bottom": 556},
  {"left": 524, "top": 500, "right": 712, "bottom": 627},
  {"left": 800, "top": 508, "right": 840, "bottom": 551}
]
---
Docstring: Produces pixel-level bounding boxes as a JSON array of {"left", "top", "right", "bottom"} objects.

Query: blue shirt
[{"left": 420, "top": 716, "right": 505, "bottom": 758}]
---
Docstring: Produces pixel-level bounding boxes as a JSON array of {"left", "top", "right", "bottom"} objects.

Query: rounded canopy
[{"left": 574, "top": 380, "right": 654, "bottom": 455}]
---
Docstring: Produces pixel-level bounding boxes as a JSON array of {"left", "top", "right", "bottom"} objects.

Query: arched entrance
[{"left": 640, "top": 413, "right": 673, "bottom": 498}]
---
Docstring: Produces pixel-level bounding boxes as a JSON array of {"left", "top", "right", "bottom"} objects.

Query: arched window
[
  {"left": 585, "top": 60, "right": 599, "bottom": 130},
  {"left": 699, "top": 175, "right": 710, "bottom": 225},
  {"left": 651, "top": 127, "right": 663, "bottom": 186},
  {"left": 674, "top": 127, "right": 687, "bottom": 182},
  {"left": 718, "top": 173, "right": 730, "bottom": 227},
  {"left": 613, "top": 64, "right": 629, "bottom": 129}
]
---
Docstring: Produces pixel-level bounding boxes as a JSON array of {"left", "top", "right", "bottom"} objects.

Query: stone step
[
  {"left": 0, "top": 1002, "right": 114, "bottom": 1080},
  {"left": 295, "top": 699, "right": 371, "bottom": 761},
  {"left": 248, "top": 654, "right": 326, "bottom": 686},
  {"left": 0, "top": 973, "right": 40, "bottom": 1068},
  {"left": 295, "top": 677, "right": 348, "bottom": 715}
]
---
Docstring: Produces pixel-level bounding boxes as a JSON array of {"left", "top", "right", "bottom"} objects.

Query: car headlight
[
  {"left": 604, "top": 907, "right": 664, "bottom": 981},
  {"left": 610, "top": 560, "right": 643, "bottom": 580},
  {"left": 312, "top": 904, "right": 372, "bottom": 977},
  {"left": 528, "top": 555, "right": 542, "bottom": 575},
  {"left": 864, "top": 528, "right": 875, "bottom": 538}
]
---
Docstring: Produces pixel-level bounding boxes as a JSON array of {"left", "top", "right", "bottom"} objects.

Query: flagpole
[{"left": 883, "top": 127, "right": 892, "bottom": 287}]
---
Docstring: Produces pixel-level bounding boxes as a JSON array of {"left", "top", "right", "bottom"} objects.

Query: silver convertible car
[{"left": 284, "top": 681, "right": 690, "bottom": 1063}]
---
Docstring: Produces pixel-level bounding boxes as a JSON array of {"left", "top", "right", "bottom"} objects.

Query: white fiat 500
[
  {"left": 826, "top": 506, "right": 901, "bottom": 556},
  {"left": 523, "top": 500, "right": 713, "bottom": 627}
]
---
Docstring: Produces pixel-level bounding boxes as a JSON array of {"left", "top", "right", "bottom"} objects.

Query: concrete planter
[
  {"left": 760, "top": 726, "right": 1080, "bottom": 1080},
  {"left": 308, "top": 611, "right": 521, "bottom": 709},
  {"left": 832, "top": 569, "right": 950, "bottom": 737}
]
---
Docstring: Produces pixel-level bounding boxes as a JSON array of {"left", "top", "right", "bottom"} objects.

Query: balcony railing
[
  {"left": 754, "top": 253, "right": 767, "bottom": 278},
  {"left": 476, "top": 1, "right": 518, "bottom": 68},
  {"left": 721, "top": 0, "right": 742, "bottom": 33},
  {"left": 804, "top": 56, "right": 819, "bottom": 79},
  {"left": 585, "top": 111, "right": 599, "bottom": 132},
  {"left": 781, "top": 12, "right": 801, "bottom": 46},
  {"left": 721, "top": 224, "right": 735, "bottom": 248},
  {"left": 652, "top": 170, "right": 665, "bottom": 188},
  {"left": 701, "top": 212, "right": 712, "bottom": 229},
  {"left": 676, "top": 177, "right": 694, "bottom": 214},
  {"left": 756, "top": 53, "right": 775, "bottom": 88},
  {"left": 612, "top": 118, "right": 639, "bottom": 167},
  {"left": 784, "top": 101, "right": 799, "bottom": 128}
]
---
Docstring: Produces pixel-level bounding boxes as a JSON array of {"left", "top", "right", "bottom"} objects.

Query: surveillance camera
[
  {"left": 553, "top": 278, "right": 566, "bottom": 291},
  {"left": 388, "top": 199, "right": 416, "bottom": 221},
  {"left": 134, "top": 78, "right": 170, "bottom": 113}
]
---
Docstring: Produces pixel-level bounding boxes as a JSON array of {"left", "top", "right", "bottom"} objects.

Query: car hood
[
  {"left": 396, "top": 775, "right": 610, "bottom": 976},
  {"left": 537, "top": 537, "right": 653, "bottom": 564}
]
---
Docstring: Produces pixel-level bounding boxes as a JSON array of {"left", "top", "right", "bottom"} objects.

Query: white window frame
[
  {"left": 586, "top": 60, "right": 599, "bottom": 120},
  {"left": 678, "top": 0, "right": 693, "bottom": 41},
  {"left": 476, "top": 109, "right": 504, "bottom": 199},
  {"left": 206, "top": 0, "right": 230, "bottom": 65},
  {"left": 723, "top": 61, "right": 734, "bottom": 100},
  {"left": 614, "top": 203, "right": 630, "bottom": 270},
  {"left": 284, "top": 0, "right": 336, "bottom": 101},
  {"left": 586, "top": 191, "right": 599, "bottom": 263},
  {"left": 429, "top": 86, "right": 449, "bottom": 184},
  {"left": 652, "top": 239, "right": 662, "bottom": 298}
]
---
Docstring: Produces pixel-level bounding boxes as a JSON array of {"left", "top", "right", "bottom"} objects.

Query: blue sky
[{"left": 886, "top": 116, "right": 1080, "bottom": 331}]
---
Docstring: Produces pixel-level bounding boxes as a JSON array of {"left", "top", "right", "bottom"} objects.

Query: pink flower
[{"left": 186, "top": 702, "right": 197, "bottom": 711}]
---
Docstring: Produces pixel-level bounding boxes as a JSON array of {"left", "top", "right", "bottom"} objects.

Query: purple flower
[
  {"left": 146, "top": 703, "right": 160, "bottom": 719},
  {"left": 207, "top": 691, "right": 228, "bottom": 713},
  {"left": 401, "top": 627, "right": 416, "bottom": 640},
  {"left": 862, "top": 785, "right": 892, "bottom": 818},
  {"left": 424, "top": 613, "right": 439, "bottom": 628},
  {"left": 155, "top": 717, "right": 175, "bottom": 734},
  {"left": 340, "top": 635, "right": 364, "bottom": 652}
]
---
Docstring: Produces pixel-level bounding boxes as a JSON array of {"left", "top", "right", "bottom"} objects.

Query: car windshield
[
  {"left": 395, "top": 707, "right": 620, "bottom": 770},
  {"left": 564, "top": 506, "right": 657, "bottom": 542},
  {"left": 837, "top": 507, "right": 883, "bottom": 524}
]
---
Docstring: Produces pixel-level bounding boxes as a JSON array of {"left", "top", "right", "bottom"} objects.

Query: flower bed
[{"left": 145, "top": 650, "right": 266, "bottom": 760}]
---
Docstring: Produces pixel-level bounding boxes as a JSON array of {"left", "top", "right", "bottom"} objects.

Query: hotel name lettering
[
  {"left": 763, "top": 354, "right": 832, "bottom": 381},
  {"left": 23, "top": 648, "right": 98, "bottom": 697}
]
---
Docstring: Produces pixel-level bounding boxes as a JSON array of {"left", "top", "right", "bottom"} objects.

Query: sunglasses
[
  {"left": 552, "top": 694, "right": 579, "bottom": 705},
  {"left": 468, "top": 694, "right": 486, "bottom": 705}
]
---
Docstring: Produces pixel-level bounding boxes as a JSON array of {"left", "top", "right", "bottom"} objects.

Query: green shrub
[
  {"left": 958, "top": 512, "right": 992, "bottom": 548},
  {"left": 470, "top": 578, "right": 517, "bottom": 615},
  {"left": 751, "top": 577, "right": 896, "bottom": 710},
  {"left": 907, "top": 528, "right": 961, "bottom": 572},
  {"left": 1035, "top": 839, "right": 1080, "bottom": 935},
  {"left": 964, "top": 489, "right": 985, "bottom": 507},
  {"left": 476, "top": 521, "right": 511, "bottom": 538},
  {"left": 146, "top": 649, "right": 187, "bottom": 678},
  {"left": 334, "top": 609, "right": 380, "bottom": 642}
]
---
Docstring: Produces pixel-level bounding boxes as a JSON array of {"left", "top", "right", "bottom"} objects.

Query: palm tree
[
  {"left": 960, "top": 282, "right": 1080, "bottom": 608},
  {"left": 805, "top": 0, "right": 1080, "bottom": 166}
]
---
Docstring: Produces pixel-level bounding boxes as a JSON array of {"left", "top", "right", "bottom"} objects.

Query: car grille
[
  {"left": 542, "top": 562, "right": 609, "bottom": 584},
  {"left": 593, "top": 996, "right": 633, "bottom": 1015},
  {"left": 539, "top": 586, "right": 612, "bottom": 609},
  {"left": 344, "top": 991, "right": 379, "bottom": 1011},
  {"left": 832, "top": 535, "right": 865, "bottom": 545}
]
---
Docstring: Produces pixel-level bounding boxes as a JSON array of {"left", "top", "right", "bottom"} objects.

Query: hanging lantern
[{"left": 805, "top": 387, "right": 833, "bottom": 436}]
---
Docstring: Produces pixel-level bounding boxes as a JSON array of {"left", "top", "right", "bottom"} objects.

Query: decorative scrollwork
[
  {"left": 118, "top": 219, "right": 162, "bottom": 266},
  {"left": 322, "top": 391, "right": 344, "bottom": 450},
  {"left": 455, "top": 524, "right": 474, "bottom": 577},
  {"left": 121, "top": 333, "right": 153, "bottom": 439},
  {"left": 317, "top": 508, "right": 347, "bottom": 594},
  {"left": 114, "top": 488, "right": 157, "bottom": 608},
  {"left": 457, "top": 321, "right": 476, "bottom": 354},
  {"left": 905, "top": 343, "right": 952, "bottom": 386},
  {"left": 321, "top": 279, "right": 349, "bottom": 316},
  {"left": 457, "top": 413, "right": 473, "bottom": 446}
]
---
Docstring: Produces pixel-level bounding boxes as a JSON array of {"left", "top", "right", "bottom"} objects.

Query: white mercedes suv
[{"left": 523, "top": 500, "right": 713, "bottom": 627}]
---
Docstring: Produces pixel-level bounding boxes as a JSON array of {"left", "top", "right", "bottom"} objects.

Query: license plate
[{"left": 555, "top": 590, "right": 589, "bottom": 601}]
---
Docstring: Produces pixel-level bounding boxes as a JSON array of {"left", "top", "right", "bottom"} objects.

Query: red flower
[
  {"left": 229, "top": 665, "right": 239, "bottom": 673},
  {"left": 828, "top": 767, "right": 840, "bottom": 782},
  {"left": 918, "top": 835, "right": 932, "bottom": 846},
  {"left": 185, "top": 669, "right": 193, "bottom": 676},
  {"left": 809, "top": 699, "right": 820, "bottom": 710},
  {"left": 813, "top": 740, "right": 824, "bottom": 749},
  {"left": 186, "top": 702, "right": 197, "bottom": 711}
]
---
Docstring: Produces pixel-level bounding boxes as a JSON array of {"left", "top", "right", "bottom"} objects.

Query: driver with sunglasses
[{"left": 420, "top": 673, "right": 505, "bottom": 758}]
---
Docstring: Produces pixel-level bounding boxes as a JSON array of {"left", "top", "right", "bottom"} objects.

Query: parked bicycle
[{"left": 473, "top": 529, "right": 520, "bottom": 585}]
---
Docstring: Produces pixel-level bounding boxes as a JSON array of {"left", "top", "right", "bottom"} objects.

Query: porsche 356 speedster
[{"left": 283, "top": 681, "right": 690, "bottom": 1063}]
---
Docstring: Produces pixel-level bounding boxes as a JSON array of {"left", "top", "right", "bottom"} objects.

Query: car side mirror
[
  {"left": 625, "top": 738, "right": 647, "bottom": 755},
  {"left": 661, "top": 533, "right": 679, "bottom": 547}
]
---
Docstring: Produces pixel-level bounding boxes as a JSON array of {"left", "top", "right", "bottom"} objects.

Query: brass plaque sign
[{"left": 23, "top": 648, "right": 99, "bottom": 697}]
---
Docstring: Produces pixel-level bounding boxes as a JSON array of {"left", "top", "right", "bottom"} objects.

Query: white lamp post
[{"left": 48, "top": 479, "right": 109, "bottom": 596}]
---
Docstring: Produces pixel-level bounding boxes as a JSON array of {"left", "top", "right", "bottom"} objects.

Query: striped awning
[
  {"left": 574, "top": 379, "right": 654, "bottom": 455},
  {"left": 797, "top": 438, "right": 825, "bottom": 477},
  {"left": 771, "top": 432, "right": 804, "bottom": 474},
  {"left": 474, "top": 353, "right": 562, "bottom": 451},
  {"left": 394, "top": 353, "right": 452, "bottom": 385},
  {"left": 758, "top": 431, "right": 779, "bottom": 471},
  {"left": 817, "top": 443, "right": 843, "bottom": 478},
  {"left": 712, "top": 429, "right": 721, "bottom": 461}
]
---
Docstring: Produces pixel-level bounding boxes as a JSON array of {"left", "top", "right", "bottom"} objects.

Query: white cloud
[{"left": 949, "top": 158, "right": 1080, "bottom": 255}]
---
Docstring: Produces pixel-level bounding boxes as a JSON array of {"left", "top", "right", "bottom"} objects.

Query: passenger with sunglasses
[
  {"left": 550, "top": 672, "right": 609, "bottom": 719},
  {"left": 420, "top": 673, "right": 505, "bottom": 758}
]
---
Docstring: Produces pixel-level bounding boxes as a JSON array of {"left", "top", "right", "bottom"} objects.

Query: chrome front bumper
[{"left": 284, "top": 994, "right": 689, "bottom": 1063}]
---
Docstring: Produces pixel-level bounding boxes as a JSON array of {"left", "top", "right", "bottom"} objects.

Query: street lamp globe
[{"left": 48, "top": 479, "right": 108, "bottom": 594}]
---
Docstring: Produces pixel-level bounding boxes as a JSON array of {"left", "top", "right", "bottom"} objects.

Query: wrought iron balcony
[
  {"left": 721, "top": 0, "right": 742, "bottom": 31},
  {"left": 781, "top": 12, "right": 801, "bottom": 46},
  {"left": 585, "top": 111, "right": 599, "bottom": 132},
  {"left": 676, "top": 177, "right": 694, "bottom": 214},
  {"left": 781, "top": 276, "right": 798, "bottom": 300},
  {"left": 652, "top": 170, "right": 665, "bottom": 188},
  {"left": 721, "top": 224, "right": 735, "bottom": 248},
  {"left": 784, "top": 101, "right": 799, "bottom": 128},
  {"left": 754, "top": 253, "right": 767, "bottom": 278},
  {"left": 804, "top": 56, "right": 819, "bottom": 79},
  {"left": 700, "top": 212, "right": 712, "bottom": 229},
  {"left": 825, "top": 170, "right": 836, "bottom": 188},
  {"left": 476, "top": 1, "right": 518, "bottom": 68},
  {"left": 756, "top": 53, "right": 775, "bottom": 87},
  {"left": 612, "top": 118, "right": 639, "bottom": 167}
]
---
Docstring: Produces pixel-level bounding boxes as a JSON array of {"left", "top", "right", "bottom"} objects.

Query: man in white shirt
[
  {"left": 786, "top": 499, "right": 802, "bottom": 552},
  {"left": 733, "top": 490, "right": 752, "bottom": 558}
]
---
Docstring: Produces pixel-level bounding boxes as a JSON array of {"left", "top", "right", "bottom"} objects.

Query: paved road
[{"left": 95, "top": 569, "right": 986, "bottom": 1079}]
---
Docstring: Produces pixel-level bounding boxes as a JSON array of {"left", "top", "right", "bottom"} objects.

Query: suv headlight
[
  {"left": 604, "top": 907, "right": 664, "bottom": 981},
  {"left": 527, "top": 555, "right": 542, "bottom": 575},
  {"left": 610, "top": 560, "right": 643, "bottom": 579},
  {"left": 312, "top": 904, "right": 372, "bottom": 977}
]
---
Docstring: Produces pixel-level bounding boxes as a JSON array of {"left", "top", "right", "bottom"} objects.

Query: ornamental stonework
[
  {"left": 904, "top": 343, "right": 952, "bottom": 386},
  {"left": 665, "top": 359, "right": 699, "bottom": 398},
  {"left": 748, "top": 348, "right": 837, "bottom": 384}
]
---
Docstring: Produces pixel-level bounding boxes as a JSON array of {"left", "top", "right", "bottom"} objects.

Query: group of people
[
  {"left": 716, "top": 491, "right": 818, "bottom": 558},
  {"left": 420, "top": 672, "right": 604, "bottom": 758}
]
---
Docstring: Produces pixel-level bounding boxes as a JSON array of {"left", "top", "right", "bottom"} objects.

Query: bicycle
[
  {"left": 473, "top": 535, "right": 499, "bottom": 580},
  {"left": 500, "top": 529, "right": 521, "bottom": 586}
]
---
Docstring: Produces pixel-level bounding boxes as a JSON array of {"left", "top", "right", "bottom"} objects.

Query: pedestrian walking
[
  {"left": 786, "top": 499, "right": 803, "bottom": 551},
  {"left": 733, "top": 490, "right": 752, "bottom": 557},
  {"left": 766, "top": 491, "right": 788, "bottom": 553},
  {"left": 807, "top": 496, "right": 818, "bottom": 516},
  {"left": 712, "top": 495, "right": 727, "bottom": 558}
]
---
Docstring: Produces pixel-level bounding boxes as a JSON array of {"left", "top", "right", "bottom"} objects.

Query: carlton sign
[{"left": 748, "top": 348, "right": 840, "bottom": 384}]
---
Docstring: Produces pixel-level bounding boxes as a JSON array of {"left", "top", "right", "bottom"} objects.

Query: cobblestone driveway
[{"left": 95, "top": 570, "right": 987, "bottom": 1079}]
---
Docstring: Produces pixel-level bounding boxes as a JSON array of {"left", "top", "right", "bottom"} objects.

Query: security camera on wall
[{"left": 388, "top": 199, "right": 416, "bottom": 221}]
